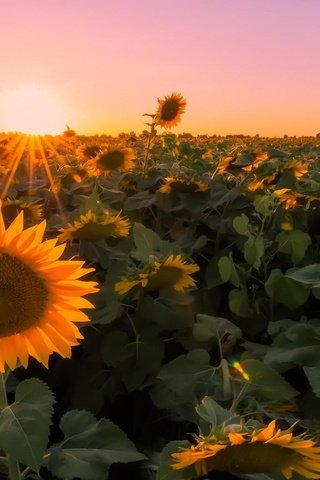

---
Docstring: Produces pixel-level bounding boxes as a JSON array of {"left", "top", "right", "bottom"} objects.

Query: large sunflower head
[
  {"left": 158, "top": 176, "right": 208, "bottom": 194},
  {"left": 1, "top": 198, "right": 43, "bottom": 226},
  {"left": 114, "top": 254, "right": 199, "bottom": 295},
  {"left": 171, "top": 419, "right": 320, "bottom": 479},
  {"left": 95, "top": 147, "right": 135, "bottom": 175},
  {"left": 0, "top": 203, "right": 98, "bottom": 372},
  {"left": 59, "top": 210, "right": 131, "bottom": 243},
  {"left": 154, "top": 93, "right": 186, "bottom": 129}
]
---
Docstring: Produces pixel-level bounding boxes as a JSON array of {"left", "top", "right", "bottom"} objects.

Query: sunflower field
[{"left": 0, "top": 94, "right": 320, "bottom": 480}]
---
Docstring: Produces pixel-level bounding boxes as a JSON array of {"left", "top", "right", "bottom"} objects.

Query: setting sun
[{"left": 1, "top": 86, "right": 65, "bottom": 135}]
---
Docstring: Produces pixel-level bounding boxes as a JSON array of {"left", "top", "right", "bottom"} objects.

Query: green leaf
[
  {"left": 242, "top": 359, "right": 298, "bottom": 401},
  {"left": 83, "top": 188, "right": 104, "bottom": 215},
  {"left": 193, "top": 314, "right": 241, "bottom": 343},
  {"left": 228, "top": 288, "right": 251, "bottom": 317},
  {"left": 265, "top": 323, "right": 320, "bottom": 367},
  {"left": 151, "top": 349, "right": 219, "bottom": 413},
  {"left": 253, "top": 194, "right": 277, "bottom": 217},
  {"left": 0, "top": 378, "right": 54, "bottom": 473},
  {"left": 312, "top": 286, "right": 320, "bottom": 299},
  {"left": 276, "top": 230, "right": 311, "bottom": 264},
  {"left": 285, "top": 264, "right": 320, "bottom": 285},
  {"left": 195, "top": 396, "right": 232, "bottom": 427},
  {"left": 233, "top": 214, "right": 250, "bottom": 236},
  {"left": 265, "top": 269, "right": 310, "bottom": 309},
  {"left": 156, "top": 441, "right": 194, "bottom": 480},
  {"left": 101, "top": 327, "right": 165, "bottom": 391},
  {"left": 124, "top": 191, "right": 155, "bottom": 211},
  {"left": 244, "top": 236, "right": 264, "bottom": 269},
  {"left": 218, "top": 256, "right": 240, "bottom": 286},
  {"left": 46, "top": 410, "right": 145, "bottom": 480},
  {"left": 304, "top": 365, "right": 320, "bottom": 398},
  {"left": 132, "top": 222, "right": 173, "bottom": 262}
]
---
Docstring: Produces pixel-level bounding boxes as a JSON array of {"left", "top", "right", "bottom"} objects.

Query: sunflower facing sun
[
  {"left": 154, "top": 92, "right": 186, "bottom": 129},
  {"left": 171, "top": 420, "right": 320, "bottom": 479},
  {"left": 0, "top": 203, "right": 98, "bottom": 372}
]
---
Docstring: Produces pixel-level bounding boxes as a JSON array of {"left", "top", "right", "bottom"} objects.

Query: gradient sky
[{"left": 1, "top": 0, "right": 320, "bottom": 136}]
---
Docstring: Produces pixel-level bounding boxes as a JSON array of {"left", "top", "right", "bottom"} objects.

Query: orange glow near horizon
[
  {"left": 2, "top": 86, "right": 65, "bottom": 135},
  {"left": 1, "top": 2, "right": 320, "bottom": 137}
]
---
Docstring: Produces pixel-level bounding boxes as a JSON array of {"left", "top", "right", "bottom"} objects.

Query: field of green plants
[{"left": 0, "top": 99, "right": 320, "bottom": 480}]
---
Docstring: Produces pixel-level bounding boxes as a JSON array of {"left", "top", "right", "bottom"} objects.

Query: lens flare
[{"left": 1, "top": 86, "right": 65, "bottom": 135}]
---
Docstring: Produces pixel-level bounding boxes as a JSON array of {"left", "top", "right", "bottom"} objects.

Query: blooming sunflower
[
  {"left": 171, "top": 420, "right": 320, "bottom": 479},
  {"left": 154, "top": 92, "right": 186, "bottom": 129},
  {"left": 0, "top": 204, "right": 98, "bottom": 372},
  {"left": 158, "top": 177, "right": 208, "bottom": 194},
  {"left": 114, "top": 254, "right": 199, "bottom": 295},
  {"left": 94, "top": 147, "right": 135, "bottom": 175},
  {"left": 59, "top": 210, "right": 131, "bottom": 243},
  {"left": 1, "top": 198, "right": 43, "bottom": 225}
]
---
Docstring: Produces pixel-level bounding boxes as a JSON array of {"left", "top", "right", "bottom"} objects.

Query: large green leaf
[
  {"left": 233, "top": 214, "right": 250, "bottom": 236},
  {"left": 132, "top": 222, "right": 173, "bottom": 262},
  {"left": 244, "top": 236, "right": 264, "bottom": 269},
  {"left": 276, "top": 230, "right": 311, "bottom": 264},
  {"left": 285, "top": 264, "right": 320, "bottom": 286},
  {"left": 101, "top": 327, "right": 165, "bottom": 391},
  {"left": 229, "top": 288, "right": 252, "bottom": 317},
  {"left": 195, "top": 396, "right": 233, "bottom": 427},
  {"left": 193, "top": 314, "right": 241, "bottom": 343},
  {"left": 265, "top": 322, "right": 320, "bottom": 367},
  {"left": 218, "top": 256, "right": 240, "bottom": 286},
  {"left": 242, "top": 359, "right": 298, "bottom": 401},
  {"left": 46, "top": 410, "right": 145, "bottom": 480},
  {"left": 151, "top": 350, "right": 220, "bottom": 416},
  {"left": 265, "top": 269, "right": 310, "bottom": 309},
  {"left": 304, "top": 364, "right": 320, "bottom": 398},
  {"left": 0, "top": 378, "right": 54, "bottom": 473}
]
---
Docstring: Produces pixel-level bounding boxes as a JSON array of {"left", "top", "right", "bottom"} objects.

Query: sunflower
[
  {"left": 1, "top": 198, "right": 43, "bottom": 225},
  {"left": 171, "top": 420, "right": 320, "bottom": 479},
  {"left": 94, "top": 147, "right": 135, "bottom": 175},
  {"left": 275, "top": 189, "right": 299, "bottom": 209},
  {"left": 158, "top": 177, "right": 208, "bottom": 194},
  {"left": 59, "top": 210, "right": 131, "bottom": 243},
  {"left": 114, "top": 254, "right": 199, "bottom": 295},
  {"left": 287, "top": 159, "right": 308, "bottom": 179},
  {"left": 0, "top": 204, "right": 98, "bottom": 372},
  {"left": 60, "top": 167, "right": 88, "bottom": 187},
  {"left": 154, "top": 92, "right": 186, "bottom": 129}
]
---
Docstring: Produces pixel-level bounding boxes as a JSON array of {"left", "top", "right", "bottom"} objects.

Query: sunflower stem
[
  {"left": 0, "top": 373, "right": 21, "bottom": 480},
  {"left": 142, "top": 122, "right": 155, "bottom": 177}
]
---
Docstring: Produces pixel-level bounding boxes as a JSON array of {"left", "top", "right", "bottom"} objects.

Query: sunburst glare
[{"left": 1, "top": 85, "right": 65, "bottom": 135}]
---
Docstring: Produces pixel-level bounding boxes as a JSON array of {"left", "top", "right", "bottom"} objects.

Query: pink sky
[{"left": 1, "top": 0, "right": 320, "bottom": 136}]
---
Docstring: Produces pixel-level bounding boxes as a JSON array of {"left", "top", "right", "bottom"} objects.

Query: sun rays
[{"left": 0, "top": 133, "right": 67, "bottom": 218}]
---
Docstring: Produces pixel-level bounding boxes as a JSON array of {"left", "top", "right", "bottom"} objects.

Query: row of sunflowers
[{"left": 0, "top": 94, "right": 320, "bottom": 479}]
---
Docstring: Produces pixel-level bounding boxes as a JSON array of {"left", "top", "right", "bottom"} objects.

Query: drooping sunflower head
[
  {"left": 158, "top": 176, "right": 208, "bottom": 194},
  {"left": 59, "top": 210, "right": 131, "bottom": 243},
  {"left": 95, "top": 147, "right": 135, "bottom": 175},
  {"left": 114, "top": 254, "right": 199, "bottom": 295},
  {"left": 171, "top": 419, "right": 320, "bottom": 479},
  {"left": 0, "top": 203, "right": 98, "bottom": 372},
  {"left": 154, "top": 92, "right": 186, "bottom": 129},
  {"left": 1, "top": 198, "right": 43, "bottom": 226}
]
